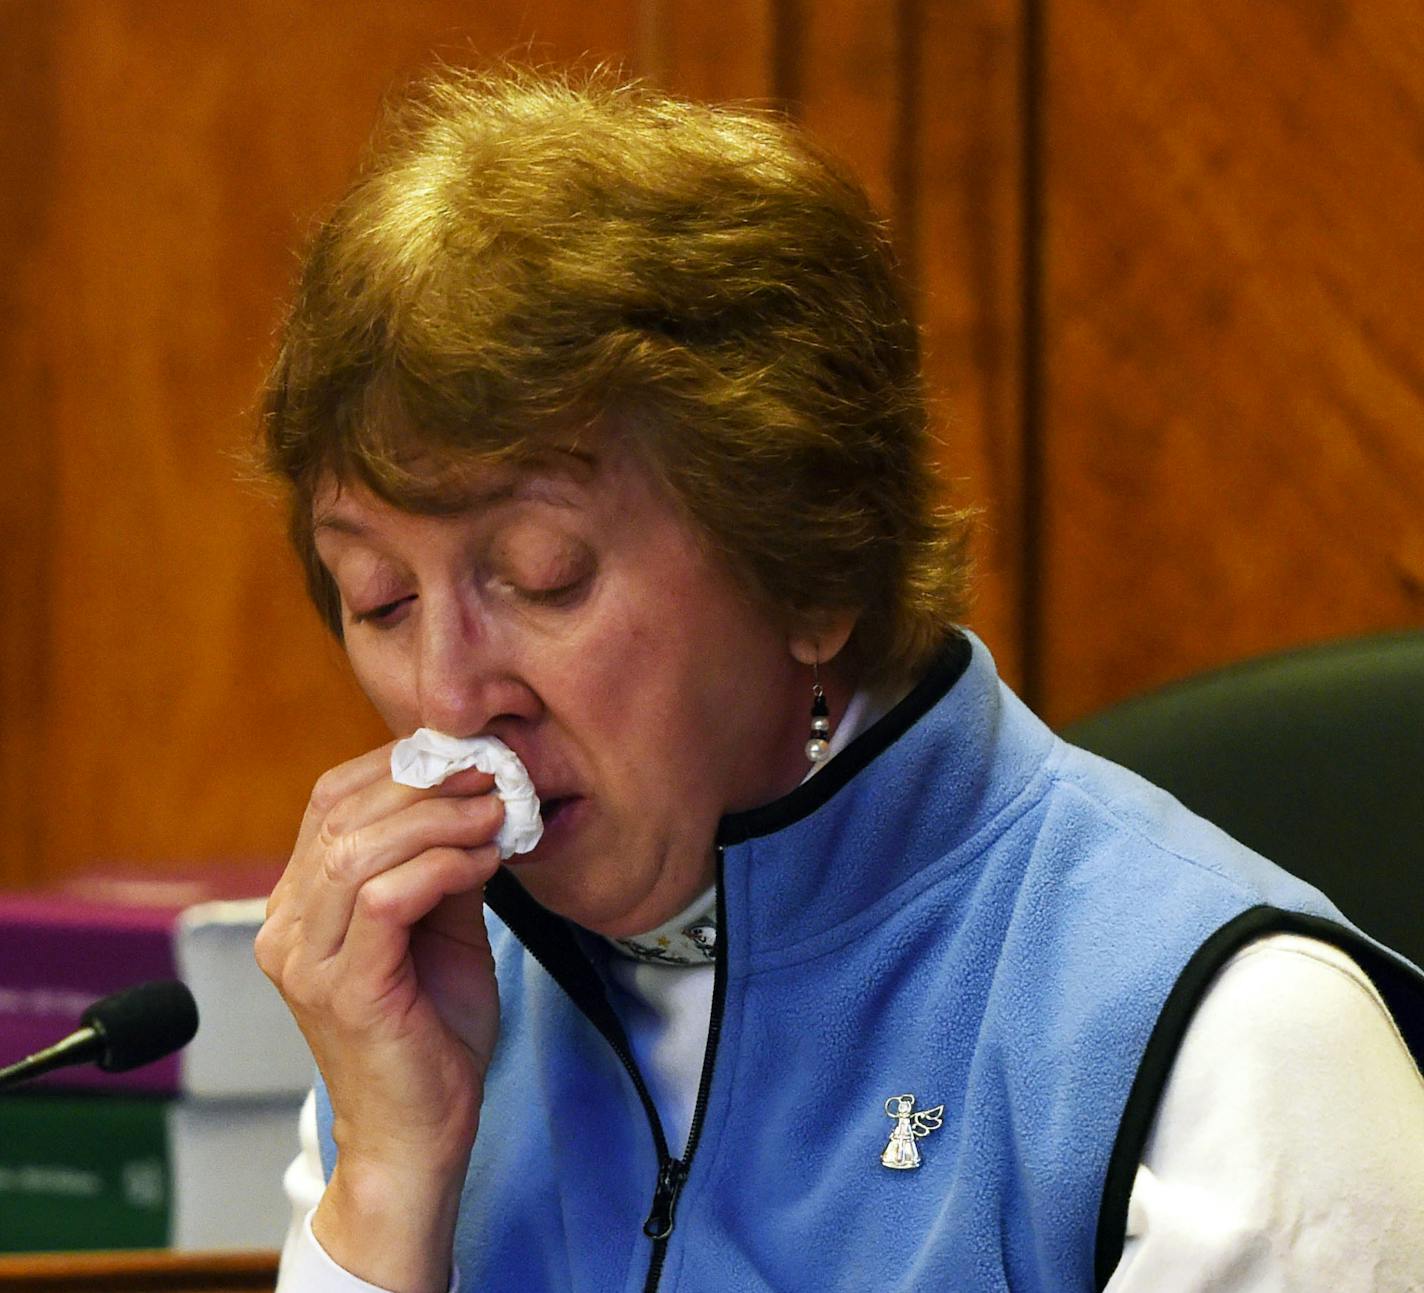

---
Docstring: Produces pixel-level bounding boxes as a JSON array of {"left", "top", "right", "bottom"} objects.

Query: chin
[
  {"left": 514, "top": 870, "right": 640, "bottom": 936},
  {"left": 504, "top": 801, "right": 710, "bottom": 937},
  {"left": 510, "top": 853, "right": 681, "bottom": 940}
]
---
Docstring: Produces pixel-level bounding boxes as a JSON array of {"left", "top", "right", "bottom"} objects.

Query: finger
[
  {"left": 340, "top": 844, "right": 502, "bottom": 982},
  {"left": 308, "top": 763, "right": 498, "bottom": 850},
  {"left": 426, "top": 766, "right": 500, "bottom": 799},
  {"left": 294, "top": 738, "right": 498, "bottom": 854},
  {"left": 285, "top": 755, "right": 495, "bottom": 904},
  {"left": 268, "top": 843, "right": 498, "bottom": 1027},
  {"left": 297, "top": 795, "right": 505, "bottom": 957},
  {"left": 293, "top": 743, "right": 402, "bottom": 854},
  {"left": 411, "top": 890, "right": 499, "bottom": 1065},
  {"left": 270, "top": 745, "right": 403, "bottom": 917},
  {"left": 420, "top": 886, "right": 490, "bottom": 949}
]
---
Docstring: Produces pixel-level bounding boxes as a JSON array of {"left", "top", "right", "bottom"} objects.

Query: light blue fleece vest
[{"left": 317, "top": 634, "right": 1424, "bottom": 1291}]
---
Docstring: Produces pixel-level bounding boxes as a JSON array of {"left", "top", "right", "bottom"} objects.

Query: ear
[{"left": 788, "top": 611, "right": 858, "bottom": 667}]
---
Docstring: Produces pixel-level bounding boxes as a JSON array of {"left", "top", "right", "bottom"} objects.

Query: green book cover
[
  {"left": 0, "top": 1090, "right": 302, "bottom": 1252},
  {"left": 0, "top": 1092, "right": 169, "bottom": 1251}
]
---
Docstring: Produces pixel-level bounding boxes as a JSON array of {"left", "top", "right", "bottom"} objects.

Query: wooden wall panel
[
  {"left": 0, "top": 5, "right": 61, "bottom": 883},
  {"left": 0, "top": 1, "right": 641, "bottom": 887},
  {"left": 650, "top": 0, "right": 1027, "bottom": 685},
  {"left": 639, "top": 0, "right": 776, "bottom": 102},
  {"left": 795, "top": 0, "right": 903, "bottom": 215},
  {"left": 913, "top": 0, "right": 1027, "bottom": 684},
  {"left": 791, "top": 0, "right": 1028, "bottom": 685},
  {"left": 1041, "top": 2, "right": 1424, "bottom": 724}
]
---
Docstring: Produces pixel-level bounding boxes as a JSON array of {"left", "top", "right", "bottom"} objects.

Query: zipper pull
[{"left": 643, "top": 1157, "right": 688, "bottom": 1239}]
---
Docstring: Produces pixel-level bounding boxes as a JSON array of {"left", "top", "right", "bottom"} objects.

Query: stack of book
[{"left": 0, "top": 867, "right": 312, "bottom": 1252}]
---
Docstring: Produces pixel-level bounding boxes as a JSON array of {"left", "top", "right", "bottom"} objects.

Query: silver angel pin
[{"left": 880, "top": 1093, "right": 943, "bottom": 1170}]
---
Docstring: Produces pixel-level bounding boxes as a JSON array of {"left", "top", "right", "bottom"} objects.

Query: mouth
[
  {"left": 535, "top": 795, "right": 583, "bottom": 840},
  {"left": 539, "top": 796, "right": 574, "bottom": 825}
]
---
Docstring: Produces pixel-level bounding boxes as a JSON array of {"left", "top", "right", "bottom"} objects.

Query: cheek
[
  {"left": 562, "top": 619, "right": 653, "bottom": 724},
  {"left": 347, "top": 646, "right": 418, "bottom": 733},
  {"left": 551, "top": 606, "right": 682, "bottom": 767}
]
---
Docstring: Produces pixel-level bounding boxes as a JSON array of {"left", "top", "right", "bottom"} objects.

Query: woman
[{"left": 256, "top": 69, "right": 1424, "bottom": 1292}]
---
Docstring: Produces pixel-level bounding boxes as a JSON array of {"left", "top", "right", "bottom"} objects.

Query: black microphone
[{"left": 0, "top": 980, "right": 199, "bottom": 1090}]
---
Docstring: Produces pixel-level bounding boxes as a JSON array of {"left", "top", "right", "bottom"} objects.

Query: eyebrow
[
  {"left": 312, "top": 482, "right": 521, "bottom": 538},
  {"left": 311, "top": 513, "right": 374, "bottom": 539},
  {"left": 312, "top": 452, "right": 599, "bottom": 538}
]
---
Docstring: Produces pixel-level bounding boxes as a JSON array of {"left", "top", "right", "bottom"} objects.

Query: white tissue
[{"left": 390, "top": 730, "right": 544, "bottom": 860}]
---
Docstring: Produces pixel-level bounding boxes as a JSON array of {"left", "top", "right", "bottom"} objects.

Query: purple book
[{"left": 0, "top": 866, "right": 310, "bottom": 1097}]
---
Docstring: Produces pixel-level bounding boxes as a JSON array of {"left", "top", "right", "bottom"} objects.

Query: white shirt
[
  {"left": 275, "top": 931, "right": 1424, "bottom": 1291},
  {"left": 1106, "top": 934, "right": 1424, "bottom": 1291}
]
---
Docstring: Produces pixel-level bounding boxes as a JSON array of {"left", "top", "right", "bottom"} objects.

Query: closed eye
[
  {"left": 518, "top": 576, "right": 590, "bottom": 608},
  {"left": 350, "top": 594, "right": 416, "bottom": 626}
]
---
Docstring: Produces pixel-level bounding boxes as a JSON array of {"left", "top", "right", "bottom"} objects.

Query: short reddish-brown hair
[{"left": 262, "top": 66, "right": 973, "bottom": 685}]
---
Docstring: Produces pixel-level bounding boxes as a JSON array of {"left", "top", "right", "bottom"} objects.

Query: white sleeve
[
  {"left": 1107, "top": 933, "right": 1424, "bottom": 1292},
  {"left": 274, "top": 1090, "right": 463, "bottom": 1293}
]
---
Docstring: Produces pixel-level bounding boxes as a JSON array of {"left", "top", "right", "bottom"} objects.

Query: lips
[
  {"left": 520, "top": 794, "right": 584, "bottom": 858},
  {"left": 539, "top": 796, "right": 576, "bottom": 826}
]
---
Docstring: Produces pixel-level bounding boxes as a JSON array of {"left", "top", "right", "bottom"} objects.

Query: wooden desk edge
[{"left": 0, "top": 1248, "right": 277, "bottom": 1291}]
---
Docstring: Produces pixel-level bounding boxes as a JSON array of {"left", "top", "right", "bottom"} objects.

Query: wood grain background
[
  {"left": 1039, "top": 0, "right": 1424, "bottom": 723},
  {"left": 1, "top": 0, "right": 1418, "bottom": 887}
]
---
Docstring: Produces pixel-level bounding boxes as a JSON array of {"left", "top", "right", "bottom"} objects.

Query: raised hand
[{"left": 256, "top": 743, "right": 505, "bottom": 1292}]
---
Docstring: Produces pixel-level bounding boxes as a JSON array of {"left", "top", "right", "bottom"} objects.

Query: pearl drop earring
[{"left": 806, "top": 664, "right": 832, "bottom": 764}]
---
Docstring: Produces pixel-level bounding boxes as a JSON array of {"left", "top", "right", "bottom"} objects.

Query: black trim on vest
[
  {"left": 484, "top": 868, "right": 631, "bottom": 1047},
  {"left": 1093, "top": 905, "right": 1424, "bottom": 1290},
  {"left": 717, "top": 632, "right": 973, "bottom": 847}
]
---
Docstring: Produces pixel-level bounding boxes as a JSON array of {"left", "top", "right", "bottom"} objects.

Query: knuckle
[
  {"left": 309, "top": 768, "right": 346, "bottom": 816},
  {"left": 254, "top": 931, "right": 315, "bottom": 1010},
  {"left": 319, "top": 793, "right": 358, "bottom": 840},
  {"left": 252, "top": 921, "right": 281, "bottom": 978},
  {"left": 319, "top": 825, "right": 364, "bottom": 887},
  {"left": 276, "top": 944, "right": 331, "bottom": 1014},
  {"left": 282, "top": 965, "right": 328, "bottom": 1015},
  {"left": 264, "top": 868, "right": 295, "bottom": 920},
  {"left": 353, "top": 877, "right": 398, "bottom": 925}
]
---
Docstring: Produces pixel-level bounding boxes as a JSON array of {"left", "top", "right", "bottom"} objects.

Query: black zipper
[
  {"left": 642, "top": 1155, "right": 689, "bottom": 1241},
  {"left": 485, "top": 850, "right": 730, "bottom": 1293},
  {"left": 640, "top": 844, "right": 729, "bottom": 1291}
]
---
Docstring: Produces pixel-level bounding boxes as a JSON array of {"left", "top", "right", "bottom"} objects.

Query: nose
[{"left": 414, "top": 599, "right": 541, "bottom": 738}]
